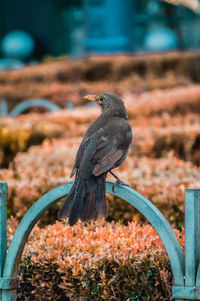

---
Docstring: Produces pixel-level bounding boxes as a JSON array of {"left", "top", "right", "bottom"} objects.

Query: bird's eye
[{"left": 98, "top": 96, "right": 104, "bottom": 102}]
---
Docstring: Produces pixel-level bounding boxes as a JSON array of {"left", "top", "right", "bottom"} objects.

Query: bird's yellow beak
[{"left": 83, "top": 95, "right": 97, "bottom": 102}]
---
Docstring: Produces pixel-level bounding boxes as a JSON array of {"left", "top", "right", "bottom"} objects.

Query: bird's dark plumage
[{"left": 59, "top": 92, "right": 132, "bottom": 226}]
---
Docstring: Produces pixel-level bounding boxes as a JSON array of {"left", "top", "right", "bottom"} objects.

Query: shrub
[
  {"left": 9, "top": 219, "right": 184, "bottom": 301},
  {"left": 132, "top": 114, "right": 200, "bottom": 165},
  {"left": 4, "top": 88, "right": 200, "bottom": 165},
  {"left": 0, "top": 52, "right": 199, "bottom": 110},
  {"left": 1, "top": 138, "right": 199, "bottom": 228},
  {"left": 0, "top": 118, "right": 64, "bottom": 168},
  {"left": 2, "top": 107, "right": 200, "bottom": 172}
]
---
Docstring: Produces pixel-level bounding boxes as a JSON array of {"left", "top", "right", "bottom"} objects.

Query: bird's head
[{"left": 83, "top": 92, "right": 127, "bottom": 117}]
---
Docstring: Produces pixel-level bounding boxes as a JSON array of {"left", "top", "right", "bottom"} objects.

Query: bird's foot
[
  {"left": 109, "top": 170, "right": 129, "bottom": 192},
  {"left": 112, "top": 178, "right": 129, "bottom": 193}
]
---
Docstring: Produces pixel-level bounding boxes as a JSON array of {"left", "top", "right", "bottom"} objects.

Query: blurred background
[{"left": 0, "top": 0, "right": 200, "bottom": 65}]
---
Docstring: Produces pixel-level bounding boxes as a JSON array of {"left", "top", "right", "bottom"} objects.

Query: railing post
[
  {"left": 0, "top": 100, "right": 8, "bottom": 116},
  {"left": 173, "top": 189, "right": 200, "bottom": 300},
  {"left": 0, "top": 182, "right": 8, "bottom": 301},
  {"left": 185, "top": 189, "right": 200, "bottom": 288}
]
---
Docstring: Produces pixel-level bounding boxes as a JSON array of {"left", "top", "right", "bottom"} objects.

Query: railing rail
[
  {"left": 0, "top": 181, "right": 199, "bottom": 300},
  {"left": 0, "top": 99, "right": 60, "bottom": 117}
]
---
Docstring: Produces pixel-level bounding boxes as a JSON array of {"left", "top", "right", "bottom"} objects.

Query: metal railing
[
  {"left": 0, "top": 99, "right": 61, "bottom": 117},
  {"left": 0, "top": 181, "right": 199, "bottom": 300}
]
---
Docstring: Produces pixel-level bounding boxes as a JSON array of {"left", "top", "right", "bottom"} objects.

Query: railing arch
[
  {"left": 0, "top": 181, "right": 199, "bottom": 300},
  {"left": 10, "top": 98, "right": 60, "bottom": 117}
]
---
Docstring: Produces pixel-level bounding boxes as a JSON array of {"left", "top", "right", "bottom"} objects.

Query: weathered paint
[
  {"left": 0, "top": 278, "right": 19, "bottom": 290},
  {"left": 173, "top": 286, "right": 200, "bottom": 300}
]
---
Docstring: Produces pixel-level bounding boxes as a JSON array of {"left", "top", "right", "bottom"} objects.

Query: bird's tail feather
[
  {"left": 81, "top": 190, "right": 98, "bottom": 222},
  {"left": 58, "top": 181, "right": 76, "bottom": 219},
  {"left": 96, "top": 175, "right": 107, "bottom": 217},
  {"left": 58, "top": 175, "right": 107, "bottom": 226}
]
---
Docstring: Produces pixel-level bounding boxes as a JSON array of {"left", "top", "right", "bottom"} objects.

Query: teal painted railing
[
  {"left": 0, "top": 181, "right": 199, "bottom": 300},
  {"left": 10, "top": 99, "right": 60, "bottom": 117},
  {"left": 0, "top": 98, "right": 60, "bottom": 117}
]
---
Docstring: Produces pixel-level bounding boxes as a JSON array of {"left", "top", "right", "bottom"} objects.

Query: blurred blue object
[
  {"left": 83, "top": 0, "right": 134, "bottom": 53},
  {"left": 0, "top": 100, "right": 8, "bottom": 116},
  {"left": 0, "top": 58, "right": 24, "bottom": 70},
  {"left": 1, "top": 30, "right": 35, "bottom": 60},
  {"left": 66, "top": 102, "right": 74, "bottom": 110},
  {"left": 10, "top": 98, "right": 60, "bottom": 117},
  {"left": 144, "top": 27, "right": 178, "bottom": 52},
  {"left": 67, "top": 8, "right": 86, "bottom": 57}
]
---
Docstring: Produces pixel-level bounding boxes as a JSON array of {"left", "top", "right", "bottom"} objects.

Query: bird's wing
[
  {"left": 90, "top": 120, "right": 130, "bottom": 177},
  {"left": 70, "top": 128, "right": 104, "bottom": 177},
  {"left": 92, "top": 147, "right": 124, "bottom": 176},
  {"left": 70, "top": 139, "right": 89, "bottom": 177},
  {"left": 73, "top": 117, "right": 131, "bottom": 178},
  {"left": 90, "top": 129, "right": 124, "bottom": 177}
]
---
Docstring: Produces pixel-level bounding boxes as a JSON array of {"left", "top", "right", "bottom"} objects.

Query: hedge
[
  {"left": 2, "top": 84, "right": 200, "bottom": 165},
  {"left": 0, "top": 118, "right": 63, "bottom": 168},
  {"left": 0, "top": 51, "right": 199, "bottom": 110},
  {"left": 8, "top": 219, "right": 184, "bottom": 301},
  {"left": 1, "top": 137, "right": 199, "bottom": 228}
]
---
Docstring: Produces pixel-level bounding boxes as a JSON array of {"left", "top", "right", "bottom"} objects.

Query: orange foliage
[
  {"left": 1, "top": 136, "right": 199, "bottom": 227},
  {"left": 0, "top": 51, "right": 198, "bottom": 110},
  {"left": 8, "top": 219, "right": 183, "bottom": 300}
]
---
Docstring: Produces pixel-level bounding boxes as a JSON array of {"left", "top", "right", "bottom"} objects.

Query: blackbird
[{"left": 59, "top": 92, "right": 132, "bottom": 226}]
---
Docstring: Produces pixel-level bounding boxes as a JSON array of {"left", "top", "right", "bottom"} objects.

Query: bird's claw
[
  {"left": 112, "top": 180, "right": 118, "bottom": 193},
  {"left": 112, "top": 180, "right": 129, "bottom": 193}
]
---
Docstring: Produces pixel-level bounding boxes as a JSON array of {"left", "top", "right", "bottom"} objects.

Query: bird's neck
[{"left": 101, "top": 106, "right": 128, "bottom": 120}]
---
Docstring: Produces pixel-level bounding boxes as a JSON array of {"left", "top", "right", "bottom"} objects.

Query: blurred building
[{"left": 0, "top": 0, "right": 199, "bottom": 63}]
